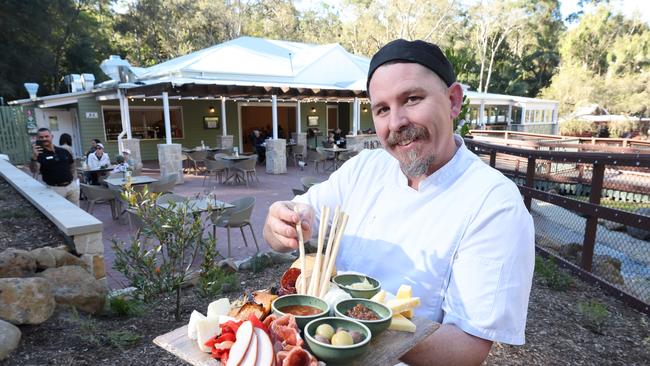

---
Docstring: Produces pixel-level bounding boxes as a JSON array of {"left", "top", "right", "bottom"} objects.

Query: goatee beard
[{"left": 400, "top": 149, "right": 435, "bottom": 178}]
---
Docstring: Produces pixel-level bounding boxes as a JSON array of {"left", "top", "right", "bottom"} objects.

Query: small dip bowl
[
  {"left": 304, "top": 316, "right": 371, "bottom": 365},
  {"left": 334, "top": 298, "right": 393, "bottom": 337},
  {"left": 271, "top": 294, "right": 330, "bottom": 330},
  {"left": 331, "top": 274, "right": 381, "bottom": 299}
]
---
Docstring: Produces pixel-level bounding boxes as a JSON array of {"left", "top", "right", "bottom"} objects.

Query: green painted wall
[{"left": 76, "top": 97, "right": 107, "bottom": 156}]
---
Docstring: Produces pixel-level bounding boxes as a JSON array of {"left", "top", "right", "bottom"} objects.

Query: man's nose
[{"left": 388, "top": 106, "right": 409, "bottom": 131}]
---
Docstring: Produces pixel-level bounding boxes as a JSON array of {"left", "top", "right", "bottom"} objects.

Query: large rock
[
  {"left": 29, "top": 247, "right": 86, "bottom": 271},
  {"left": 0, "top": 249, "right": 36, "bottom": 278},
  {"left": 627, "top": 208, "right": 650, "bottom": 240},
  {"left": 0, "top": 319, "right": 21, "bottom": 360},
  {"left": 38, "top": 265, "right": 107, "bottom": 315},
  {"left": 0, "top": 277, "right": 55, "bottom": 325}
]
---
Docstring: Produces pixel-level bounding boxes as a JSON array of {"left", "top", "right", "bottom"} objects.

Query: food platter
[
  {"left": 154, "top": 318, "right": 439, "bottom": 366},
  {"left": 153, "top": 205, "right": 440, "bottom": 365}
]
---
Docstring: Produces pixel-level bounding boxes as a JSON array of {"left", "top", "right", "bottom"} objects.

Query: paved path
[{"left": 89, "top": 161, "right": 332, "bottom": 289}]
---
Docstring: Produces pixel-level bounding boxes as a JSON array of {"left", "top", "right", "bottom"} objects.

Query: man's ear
[{"left": 448, "top": 83, "right": 464, "bottom": 119}]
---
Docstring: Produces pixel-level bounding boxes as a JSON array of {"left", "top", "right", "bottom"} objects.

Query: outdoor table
[
  {"left": 153, "top": 317, "right": 439, "bottom": 366},
  {"left": 218, "top": 155, "right": 252, "bottom": 185},
  {"left": 80, "top": 165, "right": 115, "bottom": 173},
  {"left": 157, "top": 196, "right": 234, "bottom": 214},
  {"left": 104, "top": 176, "right": 158, "bottom": 187},
  {"left": 323, "top": 146, "right": 349, "bottom": 169}
]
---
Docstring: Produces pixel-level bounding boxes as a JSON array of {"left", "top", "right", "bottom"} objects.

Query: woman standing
[{"left": 58, "top": 133, "right": 73, "bottom": 155}]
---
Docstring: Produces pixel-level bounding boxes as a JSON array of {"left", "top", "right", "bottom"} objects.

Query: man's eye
[
  {"left": 375, "top": 106, "right": 389, "bottom": 115},
  {"left": 406, "top": 96, "right": 421, "bottom": 104}
]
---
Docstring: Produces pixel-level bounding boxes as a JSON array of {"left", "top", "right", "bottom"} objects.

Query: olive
[
  {"left": 349, "top": 330, "right": 364, "bottom": 344},
  {"left": 315, "top": 324, "right": 335, "bottom": 340},
  {"left": 314, "top": 335, "right": 330, "bottom": 344},
  {"left": 331, "top": 330, "right": 354, "bottom": 346}
]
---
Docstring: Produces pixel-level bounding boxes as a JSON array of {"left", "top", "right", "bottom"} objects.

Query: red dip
[{"left": 279, "top": 305, "right": 323, "bottom": 316}]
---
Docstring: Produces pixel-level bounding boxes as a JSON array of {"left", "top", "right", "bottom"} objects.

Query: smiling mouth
[{"left": 397, "top": 139, "right": 413, "bottom": 146}]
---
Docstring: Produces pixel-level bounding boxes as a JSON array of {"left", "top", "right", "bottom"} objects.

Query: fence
[
  {"left": 0, "top": 106, "right": 31, "bottom": 164},
  {"left": 465, "top": 136, "right": 650, "bottom": 314}
]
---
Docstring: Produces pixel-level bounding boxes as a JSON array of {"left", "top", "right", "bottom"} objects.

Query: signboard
[{"left": 85, "top": 111, "right": 99, "bottom": 119}]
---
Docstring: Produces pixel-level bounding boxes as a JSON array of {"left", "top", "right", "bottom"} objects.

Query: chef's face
[{"left": 37, "top": 130, "right": 53, "bottom": 148}]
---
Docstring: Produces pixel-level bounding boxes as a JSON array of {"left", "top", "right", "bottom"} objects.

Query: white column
[
  {"left": 296, "top": 100, "right": 301, "bottom": 133},
  {"left": 352, "top": 98, "right": 359, "bottom": 136},
  {"left": 221, "top": 96, "right": 227, "bottom": 136},
  {"left": 162, "top": 92, "right": 172, "bottom": 144},
  {"left": 521, "top": 105, "right": 527, "bottom": 124},
  {"left": 479, "top": 100, "right": 485, "bottom": 128},
  {"left": 123, "top": 94, "right": 131, "bottom": 139},
  {"left": 118, "top": 89, "right": 126, "bottom": 137},
  {"left": 272, "top": 94, "right": 278, "bottom": 139},
  {"left": 507, "top": 104, "right": 512, "bottom": 127}
]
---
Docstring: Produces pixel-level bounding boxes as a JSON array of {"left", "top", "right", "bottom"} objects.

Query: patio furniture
[
  {"left": 300, "top": 176, "right": 323, "bottom": 191},
  {"left": 231, "top": 156, "right": 259, "bottom": 187},
  {"left": 310, "top": 147, "right": 335, "bottom": 173},
  {"left": 203, "top": 158, "right": 228, "bottom": 186},
  {"left": 209, "top": 196, "right": 259, "bottom": 258},
  {"left": 292, "top": 144, "right": 307, "bottom": 167},
  {"left": 322, "top": 146, "right": 350, "bottom": 169},
  {"left": 156, "top": 193, "right": 186, "bottom": 205},
  {"left": 187, "top": 150, "right": 208, "bottom": 175},
  {"left": 149, "top": 174, "right": 178, "bottom": 194},
  {"left": 292, "top": 188, "right": 306, "bottom": 196},
  {"left": 80, "top": 183, "right": 117, "bottom": 217}
]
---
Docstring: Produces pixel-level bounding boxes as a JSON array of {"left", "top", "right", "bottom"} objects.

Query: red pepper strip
[
  {"left": 247, "top": 313, "right": 270, "bottom": 335},
  {"left": 221, "top": 320, "right": 242, "bottom": 334},
  {"left": 215, "top": 332, "right": 237, "bottom": 344},
  {"left": 220, "top": 351, "right": 229, "bottom": 364},
  {"left": 204, "top": 336, "right": 218, "bottom": 348},
  {"left": 211, "top": 347, "right": 224, "bottom": 359}
]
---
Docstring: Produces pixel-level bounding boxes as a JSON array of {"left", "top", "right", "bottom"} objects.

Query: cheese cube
[
  {"left": 386, "top": 297, "right": 420, "bottom": 314},
  {"left": 370, "top": 290, "right": 387, "bottom": 303},
  {"left": 389, "top": 313, "right": 416, "bottom": 332},
  {"left": 196, "top": 317, "right": 222, "bottom": 353},
  {"left": 188, "top": 310, "right": 207, "bottom": 340},
  {"left": 207, "top": 298, "right": 231, "bottom": 319},
  {"left": 396, "top": 285, "right": 413, "bottom": 318}
]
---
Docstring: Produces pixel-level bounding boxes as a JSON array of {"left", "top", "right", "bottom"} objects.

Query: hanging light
[
  {"left": 209, "top": 106, "right": 215, "bottom": 113},
  {"left": 362, "top": 107, "right": 368, "bottom": 113},
  {"left": 311, "top": 107, "right": 316, "bottom": 113}
]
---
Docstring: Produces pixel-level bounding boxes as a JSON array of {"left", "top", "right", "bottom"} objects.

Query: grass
[
  {"left": 535, "top": 256, "right": 574, "bottom": 291},
  {"left": 577, "top": 300, "right": 609, "bottom": 333},
  {"left": 0, "top": 207, "right": 32, "bottom": 219},
  {"left": 109, "top": 296, "right": 146, "bottom": 317}
]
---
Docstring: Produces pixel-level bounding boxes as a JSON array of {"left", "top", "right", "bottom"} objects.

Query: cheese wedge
[
  {"left": 196, "top": 317, "right": 222, "bottom": 352},
  {"left": 389, "top": 313, "right": 416, "bottom": 332},
  {"left": 188, "top": 310, "right": 207, "bottom": 340},
  {"left": 396, "top": 285, "right": 414, "bottom": 318},
  {"left": 385, "top": 297, "right": 420, "bottom": 314},
  {"left": 370, "top": 290, "right": 387, "bottom": 303},
  {"left": 207, "top": 298, "right": 231, "bottom": 319}
]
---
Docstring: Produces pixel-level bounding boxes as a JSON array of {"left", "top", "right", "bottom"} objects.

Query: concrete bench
[{"left": 0, "top": 159, "right": 106, "bottom": 283}]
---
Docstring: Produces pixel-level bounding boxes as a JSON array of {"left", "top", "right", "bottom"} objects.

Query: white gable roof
[{"left": 136, "top": 36, "right": 370, "bottom": 91}]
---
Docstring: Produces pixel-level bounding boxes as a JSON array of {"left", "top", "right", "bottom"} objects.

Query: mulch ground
[{"left": 1, "top": 177, "right": 649, "bottom": 365}]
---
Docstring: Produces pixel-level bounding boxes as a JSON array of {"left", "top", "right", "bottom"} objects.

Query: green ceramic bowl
[
  {"left": 271, "top": 294, "right": 330, "bottom": 330},
  {"left": 304, "top": 316, "right": 371, "bottom": 365},
  {"left": 331, "top": 274, "right": 381, "bottom": 299},
  {"left": 334, "top": 298, "right": 393, "bottom": 337}
]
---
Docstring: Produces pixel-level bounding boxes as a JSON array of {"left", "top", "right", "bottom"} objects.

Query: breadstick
[
  {"left": 294, "top": 206, "right": 306, "bottom": 295},
  {"left": 308, "top": 206, "right": 329, "bottom": 296},
  {"left": 319, "top": 211, "right": 348, "bottom": 298},
  {"left": 318, "top": 206, "right": 340, "bottom": 297}
]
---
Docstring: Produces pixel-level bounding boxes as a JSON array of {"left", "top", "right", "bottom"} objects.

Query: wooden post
[
  {"left": 581, "top": 163, "right": 605, "bottom": 272},
  {"left": 489, "top": 150, "right": 496, "bottom": 167},
  {"left": 524, "top": 157, "right": 536, "bottom": 211}
]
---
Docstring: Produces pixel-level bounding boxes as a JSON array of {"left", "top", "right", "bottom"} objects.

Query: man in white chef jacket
[{"left": 263, "top": 39, "right": 535, "bottom": 365}]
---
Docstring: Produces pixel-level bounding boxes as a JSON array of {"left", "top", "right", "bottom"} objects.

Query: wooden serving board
[{"left": 153, "top": 317, "right": 439, "bottom": 366}]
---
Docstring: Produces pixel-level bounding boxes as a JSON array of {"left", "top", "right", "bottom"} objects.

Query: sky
[{"left": 560, "top": 0, "right": 650, "bottom": 26}]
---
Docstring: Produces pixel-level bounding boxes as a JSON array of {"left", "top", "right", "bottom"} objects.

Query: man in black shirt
[{"left": 31, "top": 127, "right": 79, "bottom": 206}]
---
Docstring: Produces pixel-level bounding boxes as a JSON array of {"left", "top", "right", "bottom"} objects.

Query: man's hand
[
  {"left": 401, "top": 324, "right": 492, "bottom": 366},
  {"left": 31, "top": 143, "right": 42, "bottom": 160},
  {"left": 263, "top": 201, "right": 315, "bottom": 252}
]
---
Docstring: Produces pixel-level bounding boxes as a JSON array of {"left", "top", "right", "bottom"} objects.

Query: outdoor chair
[
  {"left": 292, "top": 144, "right": 307, "bottom": 168},
  {"left": 149, "top": 174, "right": 178, "bottom": 194},
  {"left": 209, "top": 196, "right": 259, "bottom": 258},
  {"left": 300, "top": 176, "right": 323, "bottom": 191},
  {"left": 203, "top": 158, "right": 228, "bottom": 186},
  {"left": 187, "top": 150, "right": 208, "bottom": 175},
  {"left": 80, "top": 183, "right": 117, "bottom": 217},
  {"left": 292, "top": 188, "right": 306, "bottom": 196},
  {"left": 310, "top": 147, "right": 335, "bottom": 173},
  {"left": 231, "top": 156, "right": 259, "bottom": 187}
]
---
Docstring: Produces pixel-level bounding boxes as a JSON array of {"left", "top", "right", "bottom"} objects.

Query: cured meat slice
[
  {"left": 279, "top": 268, "right": 300, "bottom": 296},
  {"left": 276, "top": 346, "right": 319, "bottom": 366}
]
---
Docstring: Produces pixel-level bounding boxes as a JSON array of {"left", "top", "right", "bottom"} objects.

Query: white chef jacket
[
  {"left": 294, "top": 135, "right": 534, "bottom": 344},
  {"left": 86, "top": 152, "right": 110, "bottom": 170}
]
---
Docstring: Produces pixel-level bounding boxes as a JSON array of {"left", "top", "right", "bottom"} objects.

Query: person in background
[
  {"left": 333, "top": 128, "right": 346, "bottom": 148},
  {"left": 122, "top": 148, "right": 135, "bottom": 168},
  {"left": 263, "top": 39, "right": 535, "bottom": 366},
  {"left": 58, "top": 133, "right": 73, "bottom": 155},
  {"left": 86, "top": 138, "right": 101, "bottom": 157},
  {"left": 86, "top": 143, "right": 110, "bottom": 184},
  {"left": 251, "top": 129, "right": 266, "bottom": 164},
  {"left": 111, "top": 155, "right": 128, "bottom": 174},
  {"left": 31, "top": 127, "right": 79, "bottom": 205}
]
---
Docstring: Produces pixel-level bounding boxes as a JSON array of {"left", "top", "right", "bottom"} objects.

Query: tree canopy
[{"left": 1, "top": 0, "right": 648, "bottom": 117}]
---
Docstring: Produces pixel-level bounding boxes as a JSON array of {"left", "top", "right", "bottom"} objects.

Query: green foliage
[
  {"left": 453, "top": 95, "right": 471, "bottom": 137},
  {"left": 535, "top": 256, "right": 573, "bottom": 291},
  {"left": 197, "top": 240, "right": 239, "bottom": 298},
  {"left": 577, "top": 300, "right": 609, "bottom": 333},
  {"left": 106, "top": 330, "right": 142, "bottom": 348},
  {"left": 608, "top": 120, "right": 635, "bottom": 138},
  {"left": 0, "top": 208, "right": 32, "bottom": 219},
  {"left": 109, "top": 296, "right": 146, "bottom": 317},
  {"left": 112, "top": 186, "right": 220, "bottom": 320},
  {"left": 559, "top": 119, "right": 595, "bottom": 136},
  {"left": 250, "top": 253, "right": 272, "bottom": 273}
]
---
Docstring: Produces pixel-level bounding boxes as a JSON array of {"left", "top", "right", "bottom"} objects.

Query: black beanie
[{"left": 367, "top": 39, "right": 456, "bottom": 91}]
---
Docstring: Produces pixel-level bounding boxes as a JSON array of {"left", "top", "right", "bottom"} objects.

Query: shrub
[
  {"left": 197, "top": 242, "right": 239, "bottom": 298},
  {"left": 112, "top": 186, "right": 223, "bottom": 320},
  {"left": 109, "top": 296, "right": 145, "bottom": 317},
  {"left": 578, "top": 300, "right": 609, "bottom": 333},
  {"left": 535, "top": 256, "right": 573, "bottom": 291},
  {"left": 559, "top": 119, "right": 596, "bottom": 136},
  {"left": 608, "top": 119, "right": 635, "bottom": 138}
]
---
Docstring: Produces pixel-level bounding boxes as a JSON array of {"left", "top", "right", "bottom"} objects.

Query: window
[{"left": 102, "top": 106, "right": 184, "bottom": 141}]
